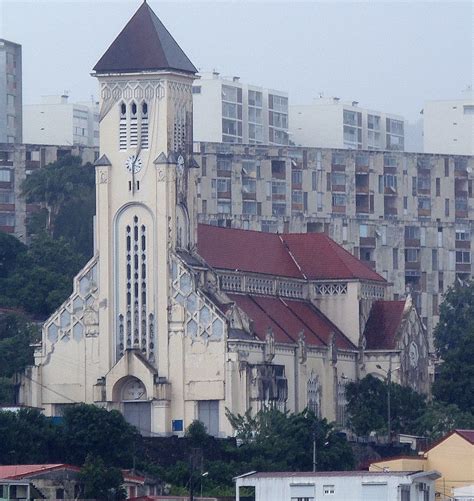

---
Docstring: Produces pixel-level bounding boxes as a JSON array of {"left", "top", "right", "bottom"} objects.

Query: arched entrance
[{"left": 119, "top": 377, "right": 151, "bottom": 435}]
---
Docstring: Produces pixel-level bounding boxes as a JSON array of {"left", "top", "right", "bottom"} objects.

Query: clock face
[
  {"left": 409, "top": 341, "right": 419, "bottom": 368},
  {"left": 122, "top": 379, "right": 146, "bottom": 401},
  {"left": 125, "top": 154, "right": 142, "bottom": 173}
]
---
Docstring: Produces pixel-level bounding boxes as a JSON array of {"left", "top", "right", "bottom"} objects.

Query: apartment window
[
  {"left": 0, "top": 170, "right": 12, "bottom": 182},
  {"left": 445, "top": 198, "right": 450, "bottom": 216},
  {"left": 222, "top": 85, "right": 239, "bottom": 102},
  {"left": 0, "top": 192, "right": 13, "bottom": 203},
  {"left": 455, "top": 198, "right": 468, "bottom": 211},
  {"left": 269, "top": 111, "right": 288, "bottom": 129},
  {"left": 412, "top": 177, "right": 417, "bottom": 196},
  {"left": 222, "top": 101, "right": 238, "bottom": 119},
  {"left": 405, "top": 248, "right": 420, "bottom": 262},
  {"left": 393, "top": 248, "right": 398, "bottom": 270},
  {"left": 242, "top": 160, "right": 258, "bottom": 178},
  {"left": 217, "top": 200, "right": 231, "bottom": 214},
  {"left": 367, "top": 114, "right": 380, "bottom": 130},
  {"left": 386, "top": 118, "right": 404, "bottom": 135},
  {"left": 456, "top": 229, "right": 470, "bottom": 241},
  {"left": 192, "top": 85, "right": 201, "bottom": 94},
  {"left": 312, "top": 171, "right": 317, "bottom": 190},
  {"left": 269, "top": 94, "right": 288, "bottom": 112},
  {"left": 400, "top": 485, "right": 410, "bottom": 501},
  {"left": 405, "top": 226, "right": 420, "bottom": 239},
  {"left": 217, "top": 178, "right": 231, "bottom": 195},
  {"left": 384, "top": 155, "right": 397, "bottom": 167},
  {"left": 444, "top": 158, "right": 450, "bottom": 176},
  {"left": 356, "top": 153, "right": 369, "bottom": 167},
  {"left": 433, "top": 294, "right": 439, "bottom": 316},
  {"left": 271, "top": 160, "right": 286, "bottom": 179},
  {"left": 403, "top": 197, "right": 408, "bottom": 210},
  {"left": 292, "top": 169, "right": 303, "bottom": 185},
  {"left": 418, "top": 198, "right": 431, "bottom": 210},
  {"left": 248, "top": 90, "right": 262, "bottom": 107},
  {"left": 201, "top": 156, "right": 207, "bottom": 176},
  {"left": 343, "top": 109, "right": 362, "bottom": 126},
  {"left": 384, "top": 174, "right": 397, "bottom": 190},
  {"left": 456, "top": 251, "right": 471, "bottom": 264},
  {"left": 331, "top": 172, "right": 346, "bottom": 187},
  {"left": 198, "top": 400, "right": 219, "bottom": 436},
  {"left": 417, "top": 176, "right": 431, "bottom": 191},
  {"left": 242, "top": 177, "right": 256, "bottom": 195},
  {"left": 272, "top": 181, "right": 286, "bottom": 196},
  {"left": 242, "top": 201, "right": 257, "bottom": 215},
  {"left": 202, "top": 200, "right": 207, "bottom": 212},
  {"left": 6, "top": 94, "right": 15, "bottom": 107},
  {"left": 222, "top": 119, "right": 238, "bottom": 136},
  {"left": 0, "top": 214, "right": 14, "bottom": 226},
  {"left": 454, "top": 158, "right": 467, "bottom": 172},
  {"left": 432, "top": 249, "right": 438, "bottom": 270},
  {"left": 272, "top": 202, "right": 286, "bottom": 216},
  {"left": 332, "top": 194, "right": 346, "bottom": 206},
  {"left": 217, "top": 157, "right": 232, "bottom": 172},
  {"left": 292, "top": 190, "right": 303, "bottom": 204},
  {"left": 438, "top": 227, "right": 443, "bottom": 247},
  {"left": 262, "top": 220, "right": 278, "bottom": 233},
  {"left": 332, "top": 152, "right": 346, "bottom": 166},
  {"left": 436, "top": 178, "right": 441, "bottom": 196}
]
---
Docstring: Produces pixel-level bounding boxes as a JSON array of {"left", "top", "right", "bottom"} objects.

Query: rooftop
[{"left": 93, "top": 1, "right": 196, "bottom": 75}]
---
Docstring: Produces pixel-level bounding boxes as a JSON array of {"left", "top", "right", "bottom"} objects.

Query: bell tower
[{"left": 92, "top": 0, "right": 197, "bottom": 380}]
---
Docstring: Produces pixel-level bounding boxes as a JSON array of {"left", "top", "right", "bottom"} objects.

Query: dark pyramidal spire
[{"left": 93, "top": 1, "right": 197, "bottom": 75}]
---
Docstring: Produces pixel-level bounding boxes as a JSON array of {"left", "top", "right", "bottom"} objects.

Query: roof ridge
[{"left": 279, "top": 235, "right": 306, "bottom": 279}]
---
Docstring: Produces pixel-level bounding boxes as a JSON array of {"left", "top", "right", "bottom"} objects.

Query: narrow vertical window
[
  {"left": 119, "top": 103, "right": 127, "bottom": 150},
  {"left": 141, "top": 102, "right": 149, "bottom": 149},
  {"left": 130, "top": 102, "right": 138, "bottom": 147}
]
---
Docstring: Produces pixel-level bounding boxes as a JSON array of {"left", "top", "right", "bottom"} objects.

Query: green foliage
[
  {"left": 432, "top": 280, "right": 474, "bottom": 413},
  {"left": 434, "top": 280, "right": 474, "bottom": 357},
  {"left": 0, "top": 232, "right": 27, "bottom": 279},
  {"left": 0, "top": 233, "right": 84, "bottom": 317},
  {"left": 345, "top": 375, "right": 427, "bottom": 436},
  {"left": 185, "top": 419, "right": 210, "bottom": 445},
  {"left": 0, "top": 408, "right": 62, "bottom": 464},
  {"left": 80, "top": 455, "right": 126, "bottom": 501},
  {"left": 61, "top": 404, "right": 140, "bottom": 467},
  {"left": 21, "top": 155, "right": 95, "bottom": 258},
  {"left": 414, "top": 402, "right": 474, "bottom": 440}
]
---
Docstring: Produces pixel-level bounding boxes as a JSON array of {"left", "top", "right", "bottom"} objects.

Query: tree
[
  {"left": 431, "top": 280, "right": 474, "bottom": 413},
  {"left": 60, "top": 404, "right": 140, "bottom": 467},
  {"left": 80, "top": 455, "right": 126, "bottom": 501},
  {"left": 345, "top": 375, "right": 427, "bottom": 436},
  {"left": 414, "top": 402, "right": 474, "bottom": 440},
  {"left": 21, "top": 155, "right": 95, "bottom": 261},
  {"left": 0, "top": 233, "right": 26, "bottom": 279},
  {"left": 434, "top": 280, "right": 474, "bottom": 357},
  {"left": 0, "top": 233, "right": 84, "bottom": 317},
  {"left": 0, "top": 312, "right": 39, "bottom": 404},
  {"left": 0, "top": 408, "right": 61, "bottom": 464}
]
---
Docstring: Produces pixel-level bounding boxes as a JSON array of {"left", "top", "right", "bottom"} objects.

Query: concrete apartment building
[
  {"left": 290, "top": 97, "right": 405, "bottom": 151},
  {"left": 23, "top": 95, "right": 99, "bottom": 148},
  {"left": 0, "top": 143, "right": 98, "bottom": 241},
  {"left": 193, "top": 72, "right": 289, "bottom": 145},
  {"left": 0, "top": 39, "right": 22, "bottom": 143},
  {"left": 194, "top": 142, "right": 474, "bottom": 346},
  {"left": 423, "top": 96, "right": 474, "bottom": 156}
]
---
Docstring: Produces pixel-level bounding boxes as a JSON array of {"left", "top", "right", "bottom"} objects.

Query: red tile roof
[
  {"left": 455, "top": 429, "right": 474, "bottom": 444},
  {"left": 197, "top": 224, "right": 385, "bottom": 283},
  {"left": 363, "top": 301, "right": 406, "bottom": 350},
  {"left": 227, "top": 293, "right": 356, "bottom": 349}
]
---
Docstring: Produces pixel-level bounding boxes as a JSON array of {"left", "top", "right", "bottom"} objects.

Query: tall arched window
[
  {"left": 130, "top": 102, "right": 138, "bottom": 147},
  {"left": 119, "top": 102, "right": 127, "bottom": 150},
  {"left": 141, "top": 102, "right": 149, "bottom": 149}
]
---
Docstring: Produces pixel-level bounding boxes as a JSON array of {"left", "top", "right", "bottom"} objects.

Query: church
[{"left": 19, "top": 2, "right": 430, "bottom": 437}]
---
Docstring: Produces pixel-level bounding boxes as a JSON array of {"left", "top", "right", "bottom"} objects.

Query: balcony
[
  {"left": 456, "top": 263, "right": 471, "bottom": 273},
  {"left": 418, "top": 208, "right": 431, "bottom": 217},
  {"left": 331, "top": 184, "right": 346, "bottom": 193},
  {"left": 217, "top": 191, "right": 231, "bottom": 199},
  {"left": 455, "top": 240, "right": 471, "bottom": 249},
  {"left": 355, "top": 164, "right": 369, "bottom": 174},
  {"left": 405, "top": 261, "right": 421, "bottom": 271},
  {"left": 332, "top": 205, "right": 346, "bottom": 214},
  {"left": 455, "top": 210, "right": 468, "bottom": 219},
  {"left": 0, "top": 203, "right": 14, "bottom": 211},
  {"left": 405, "top": 238, "right": 420, "bottom": 247},
  {"left": 360, "top": 237, "right": 376, "bottom": 247}
]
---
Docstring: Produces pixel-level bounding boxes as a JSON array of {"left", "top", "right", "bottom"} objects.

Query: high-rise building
[
  {"left": 194, "top": 142, "right": 474, "bottom": 348},
  {"left": 23, "top": 95, "right": 99, "bottom": 147},
  {"left": 0, "top": 39, "right": 22, "bottom": 143},
  {"left": 423, "top": 96, "right": 474, "bottom": 155},
  {"left": 193, "top": 72, "right": 289, "bottom": 145},
  {"left": 290, "top": 97, "right": 405, "bottom": 151}
]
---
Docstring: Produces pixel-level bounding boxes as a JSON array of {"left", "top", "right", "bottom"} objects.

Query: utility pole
[
  {"left": 312, "top": 422, "right": 317, "bottom": 472},
  {"left": 387, "top": 367, "right": 392, "bottom": 442}
]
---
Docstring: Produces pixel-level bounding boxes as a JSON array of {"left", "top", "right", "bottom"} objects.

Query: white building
[
  {"left": 193, "top": 72, "right": 289, "bottom": 145},
  {"left": 290, "top": 97, "right": 405, "bottom": 151},
  {"left": 235, "top": 470, "right": 441, "bottom": 501},
  {"left": 23, "top": 95, "right": 99, "bottom": 147},
  {"left": 423, "top": 97, "right": 474, "bottom": 155}
]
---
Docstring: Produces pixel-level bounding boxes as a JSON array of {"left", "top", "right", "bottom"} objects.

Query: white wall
[{"left": 423, "top": 98, "right": 474, "bottom": 155}]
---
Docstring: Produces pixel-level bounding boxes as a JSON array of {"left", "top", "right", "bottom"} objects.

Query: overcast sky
[{"left": 1, "top": 0, "right": 472, "bottom": 122}]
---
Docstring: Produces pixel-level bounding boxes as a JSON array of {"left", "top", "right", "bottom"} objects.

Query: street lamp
[
  {"left": 376, "top": 364, "right": 400, "bottom": 442},
  {"left": 201, "top": 472, "right": 208, "bottom": 498}
]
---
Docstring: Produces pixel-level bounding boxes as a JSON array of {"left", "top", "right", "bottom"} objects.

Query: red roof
[
  {"left": 0, "top": 464, "right": 78, "bottom": 479},
  {"left": 363, "top": 301, "right": 406, "bottom": 350},
  {"left": 456, "top": 429, "right": 474, "bottom": 444},
  {"left": 197, "top": 225, "right": 385, "bottom": 282},
  {"left": 0, "top": 464, "right": 144, "bottom": 483},
  {"left": 228, "top": 293, "right": 355, "bottom": 349}
]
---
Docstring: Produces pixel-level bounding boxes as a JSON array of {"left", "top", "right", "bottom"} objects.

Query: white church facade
[{"left": 19, "top": 2, "right": 430, "bottom": 437}]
